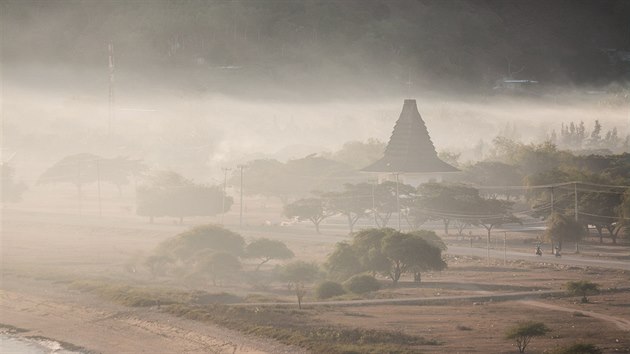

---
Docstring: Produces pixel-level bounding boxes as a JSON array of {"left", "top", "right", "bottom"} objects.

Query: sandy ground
[
  {"left": 2, "top": 193, "right": 630, "bottom": 354},
  {"left": 0, "top": 276, "right": 306, "bottom": 354}
]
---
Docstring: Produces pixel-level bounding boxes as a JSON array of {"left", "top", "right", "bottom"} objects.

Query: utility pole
[
  {"left": 370, "top": 178, "right": 378, "bottom": 227},
  {"left": 394, "top": 172, "right": 401, "bottom": 231},
  {"left": 221, "top": 167, "right": 231, "bottom": 225},
  {"left": 237, "top": 165, "right": 246, "bottom": 229},
  {"left": 550, "top": 185, "right": 555, "bottom": 254},
  {"left": 574, "top": 182, "right": 580, "bottom": 253},
  {"left": 108, "top": 41, "right": 115, "bottom": 135}
]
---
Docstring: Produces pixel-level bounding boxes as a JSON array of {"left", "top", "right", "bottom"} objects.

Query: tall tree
[
  {"left": 415, "top": 182, "right": 481, "bottom": 235},
  {"left": 284, "top": 197, "right": 334, "bottom": 234},
  {"left": 136, "top": 171, "right": 231, "bottom": 224},
  {"left": 473, "top": 198, "right": 520, "bottom": 246},
  {"left": 545, "top": 212, "right": 585, "bottom": 252},
  {"left": 343, "top": 228, "right": 446, "bottom": 286},
  {"left": 245, "top": 238, "right": 294, "bottom": 271},
  {"left": 323, "top": 183, "right": 372, "bottom": 233}
]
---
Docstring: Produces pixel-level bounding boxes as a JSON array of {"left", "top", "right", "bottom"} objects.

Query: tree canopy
[
  {"left": 137, "top": 171, "right": 232, "bottom": 223},
  {"left": 328, "top": 228, "right": 446, "bottom": 285},
  {"left": 156, "top": 224, "right": 245, "bottom": 263},
  {"left": 245, "top": 238, "right": 294, "bottom": 270},
  {"left": 284, "top": 197, "right": 334, "bottom": 234}
]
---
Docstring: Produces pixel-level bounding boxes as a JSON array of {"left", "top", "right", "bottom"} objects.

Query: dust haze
[{"left": 2, "top": 1, "right": 630, "bottom": 353}]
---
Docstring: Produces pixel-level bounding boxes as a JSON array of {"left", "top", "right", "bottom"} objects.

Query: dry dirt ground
[{"left": 2, "top": 192, "right": 630, "bottom": 353}]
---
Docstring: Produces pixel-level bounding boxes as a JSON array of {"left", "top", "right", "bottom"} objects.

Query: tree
[
  {"left": 415, "top": 183, "right": 481, "bottom": 235},
  {"left": 505, "top": 321, "right": 550, "bottom": 353},
  {"left": 195, "top": 251, "right": 241, "bottom": 286},
  {"left": 234, "top": 156, "right": 359, "bottom": 203},
  {"left": 1, "top": 163, "right": 27, "bottom": 202},
  {"left": 372, "top": 181, "right": 416, "bottom": 228},
  {"left": 473, "top": 198, "right": 520, "bottom": 246},
  {"left": 348, "top": 228, "right": 446, "bottom": 286},
  {"left": 38, "top": 153, "right": 101, "bottom": 196},
  {"left": 156, "top": 224, "right": 245, "bottom": 263},
  {"left": 566, "top": 280, "right": 599, "bottom": 303},
  {"left": 136, "top": 171, "right": 231, "bottom": 224},
  {"left": 462, "top": 161, "right": 523, "bottom": 200},
  {"left": 39, "top": 153, "right": 144, "bottom": 195},
  {"left": 245, "top": 238, "right": 294, "bottom": 271},
  {"left": 545, "top": 212, "right": 585, "bottom": 252},
  {"left": 324, "top": 183, "right": 372, "bottom": 233},
  {"left": 284, "top": 197, "right": 334, "bottom": 233},
  {"left": 325, "top": 242, "right": 362, "bottom": 280},
  {"left": 281, "top": 261, "right": 320, "bottom": 309},
  {"left": 325, "top": 139, "right": 385, "bottom": 169},
  {"left": 144, "top": 254, "right": 174, "bottom": 277},
  {"left": 381, "top": 230, "right": 446, "bottom": 285}
]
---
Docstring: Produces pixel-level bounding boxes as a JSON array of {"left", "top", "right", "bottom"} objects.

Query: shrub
[
  {"left": 505, "top": 321, "right": 550, "bottom": 353},
  {"left": 551, "top": 343, "right": 602, "bottom": 354},
  {"left": 566, "top": 280, "right": 599, "bottom": 303},
  {"left": 316, "top": 281, "right": 346, "bottom": 299},
  {"left": 344, "top": 274, "right": 381, "bottom": 294}
]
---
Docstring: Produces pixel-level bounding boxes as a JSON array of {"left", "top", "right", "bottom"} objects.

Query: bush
[
  {"left": 315, "top": 281, "right": 346, "bottom": 299},
  {"left": 344, "top": 274, "right": 381, "bottom": 294},
  {"left": 551, "top": 343, "right": 602, "bottom": 354},
  {"left": 505, "top": 321, "right": 550, "bottom": 353},
  {"left": 566, "top": 280, "right": 599, "bottom": 303}
]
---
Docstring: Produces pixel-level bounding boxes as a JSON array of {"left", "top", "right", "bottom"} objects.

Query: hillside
[{"left": 2, "top": 0, "right": 629, "bottom": 98}]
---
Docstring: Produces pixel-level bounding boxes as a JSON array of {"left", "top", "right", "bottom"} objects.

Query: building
[{"left": 361, "top": 99, "right": 458, "bottom": 186}]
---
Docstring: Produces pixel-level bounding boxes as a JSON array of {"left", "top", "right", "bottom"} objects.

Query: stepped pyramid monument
[{"left": 362, "top": 99, "right": 458, "bottom": 185}]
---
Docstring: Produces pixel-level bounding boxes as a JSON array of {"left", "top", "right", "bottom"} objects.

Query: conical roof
[{"left": 362, "top": 99, "right": 458, "bottom": 173}]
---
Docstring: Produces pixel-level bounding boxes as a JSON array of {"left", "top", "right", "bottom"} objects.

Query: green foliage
[
  {"left": 325, "top": 242, "right": 362, "bottom": 280},
  {"left": 284, "top": 198, "right": 334, "bottom": 233},
  {"left": 143, "top": 254, "right": 174, "bottom": 277},
  {"left": 339, "top": 228, "right": 446, "bottom": 285},
  {"left": 551, "top": 343, "right": 603, "bottom": 354},
  {"left": 408, "top": 230, "right": 447, "bottom": 251},
  {"left": 462, "top": 161, "right": 523, "bottom": 199},
  {"left": 137, "top": 171, "right": 231, "bottom": 222},
  {"left": 343, "top": 274, "right": 381, "bottom": 294},
  {"left": 234, "top": 156, "right": 357, "bottom": 202},
  {"left": 414, "top": 182, "right": 482, "bottom": 234},
  {"left": 156, "top": 225, "right": 245, "bottom": 263},
  {"left": 315, "top": 281, "right": 345, "bottom": 299},
  {"left": 372, "top": 181, "right": 417, "bottom": 228},
  {"left": 505, "top": 321, "right": 551, "bottom": 353},
  {"left": 245, "top": 238, "right": 294, "bottom": 270},
  {"left": 38, "top": 153, "right": 144, "bottom": 189},
  {"left": 281, "top": 261, "right": 320, "bottom": 309},
  {"left": 566, "top": 280, "right": 599, "bottom": 303},
  {"left": 323, "top": 183, "right": 373, "bottom": 233},
  {"left": 1, "top": 163, "right": 27, "bottom": 202},
  {"left": 545, "top": 212, "right": 586, "bottom": 250},
  {"left": 281, "top": 261, "right": 320, "bottom": 284},
  {"left": 324, "top": 138, "right": 385, "bottom": 169},
  {"left": 195, "top": 251, "right": 242, "bottom": 286}
]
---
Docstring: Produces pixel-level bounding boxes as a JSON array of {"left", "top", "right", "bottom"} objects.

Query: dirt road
[{"left": 520, "top": 300, "right": 630, "bottom": 331}]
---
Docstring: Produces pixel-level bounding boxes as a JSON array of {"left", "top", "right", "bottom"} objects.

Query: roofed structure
[{"left": 362, "top": 99, "right": 458, "bottom": 174}]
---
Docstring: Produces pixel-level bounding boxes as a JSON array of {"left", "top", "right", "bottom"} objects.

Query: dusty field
[{"left": 2, "top": 194, "right": 630, "bottom": 353}]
